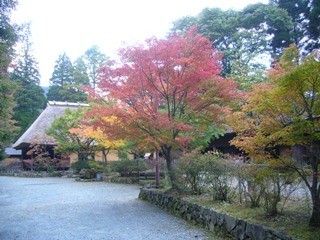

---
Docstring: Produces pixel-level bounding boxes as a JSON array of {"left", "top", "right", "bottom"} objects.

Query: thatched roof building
[{"left": 13, "top": 101, "right": 89, "bottom": 158}]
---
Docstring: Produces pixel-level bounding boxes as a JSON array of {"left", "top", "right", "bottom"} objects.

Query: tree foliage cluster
[
  {"left": 11, "top": 23, "right": 46, "bottom": 138},
  {"left": 46, "top": 108, "right": 96, "bottom": 161},
  {"left": 0, "top": 0, "right": 19, "bottom": 159},
  {"left": 228, "top": 45, "right": 320, "bottom": 226},
  {"left": 85, "top": 27, "right": 239, "bottom": 186},
  {"left": 172, "top": 0, "right": 319, "bottom": 89},
  {"left": 270, "top": 0, "right": 320, "bottom": 53},
  {"left": 47, "top": 107, "right": 125, "bottom": 165},
  {"left": 47, "top": 45, "right": 108, "bottom": 102}
]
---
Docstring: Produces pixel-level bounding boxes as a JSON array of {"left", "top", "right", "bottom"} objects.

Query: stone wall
[
  {"left": 0, "top": 170, "right": 75, "bottom": 178},
  {"left": 105, "top": 177, "right": 139, "bottom": 184},
  {"left": 139, "top": 189, "right": 292, "bottom": 240}
]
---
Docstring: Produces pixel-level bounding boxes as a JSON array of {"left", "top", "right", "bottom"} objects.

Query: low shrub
[
  {"left": 175, "top": 150, "right": 235, "bottom": 199},
  {"left": 206, "top": 156, "right": 236, "bottom": 202},
  {"left": 175, "top": 150, "right": 213, "bottom": 194},
  {"left": 236, "top": 164, "right": 299, "bottom": 215},
  {"left": 236, "top": 164, "right": 266, "bottom": 208},
  {"left": 261, "top": 168, "right": 298, "bottom": 216},
  {"left": 71, "top": 160, "right": 89, "bottom": 173},
  {"left": 88, "top": 160, "right": 107, "bottom": 173},
  {"left": 111, "top": 158, "right": 147, "bottom": 177}
]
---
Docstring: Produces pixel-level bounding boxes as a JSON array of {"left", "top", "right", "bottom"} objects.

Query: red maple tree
[{"left": 87, "top": 27, "right": 238, "bottom": 185}]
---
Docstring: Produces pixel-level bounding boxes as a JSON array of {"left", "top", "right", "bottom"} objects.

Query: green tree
[
  {"left": 229, "top": 46, "right": 320, "bottom": 226},
  {"left": 47, "top": 53, "right": 73, "bottom": 101},
  {"left": 73, "top": 57, "right": 90, "bottom": 86},
  {"left": 49, "top": 52, "right": 74, "bottom": 87},
  {"left": 270, "top": 0, "right": 308, "bottom": 48},
  {"left": 0, "top": 0, "right": 19, "bottom": 159},
  {"left": 275, "top": 0, "right": 319, "bottom": 53},
  {"left": 83, "top": 45, "right": 108, "bottom": 91},
  {"left": 306, "top": 0, "right": 320, "bottom": 51},
  {"left": 13, "top": 83, "right": 46, "bottom": 137},
  {"left": 47, "top": 53, "right": 88, "bottom": 102},
  {"left": 12, "top": 23, "right": 41, "bottom": 84},
  {"left": 47, "top": 108, "right": 95, "bottom": 161},
  {"left": 172, "top": 3, "right": 293, "bottom": 80},
  {"left": 241, "top": 3, "right": 294, "bottom": 55},
  {"left": 11, "top": 23, "right": 46, "bottom": 137}
]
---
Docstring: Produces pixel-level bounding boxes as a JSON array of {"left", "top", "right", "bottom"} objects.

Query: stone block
[
  {"left": 268, "top": 229, "right": 292, "bottom": 240},
  {"left": 209, "top": 210, "right": 218, "bottom": 226},
  {"left": 217, "top": 212, "right": 225, "bottom": 226},
  {"left": 224, "top": 214, "right": 237, "bottom": 232},
  {"left": 209, "top": 221, "right": 215, "bottom": 232},
  {"left": 245, "top": 222, "right": 266, "bottom": 240},
  {"left": 201, "top": 207, "right": 212, "bottom": 222},
  {"left": 232, "top": 219, "right": 246, "bottom": 240}
]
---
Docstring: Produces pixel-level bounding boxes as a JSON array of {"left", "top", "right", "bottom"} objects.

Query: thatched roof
[{"left": 13, "top": 101, "right": 89, "bottom": 149}]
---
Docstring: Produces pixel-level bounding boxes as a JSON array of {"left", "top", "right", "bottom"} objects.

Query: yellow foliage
[{"left": 69, "top": 116, "right": 125, "bottom": 150}]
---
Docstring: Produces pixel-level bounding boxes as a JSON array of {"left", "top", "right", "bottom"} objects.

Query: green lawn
[{"left": 183, "top": 194, "right": 320, "bottom": 240}]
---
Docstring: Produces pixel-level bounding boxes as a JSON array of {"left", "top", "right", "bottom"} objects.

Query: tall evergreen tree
[
  {"left": 47, "top": 53, "right": 88, "bottom": 102},
  {"left": 73, "top": 57, "right": 90, "bottom": 86},
  {"left": 83, "top": 45, "right": 108, "bottom": 91},
  {"left": 12, "top": 23, "right": 41, "bottom": 84},
  {"left": 49, "top": 52, "right": 74, "bottom": 88},
  {"left": 11, "top": 23, "right": 47, "bottom": 138},
  {"left": 47, "top": 53, "right": 73, "bottom": 101},
  {"left": 0, "top": 0, "right": 19, "bottom": 159}
]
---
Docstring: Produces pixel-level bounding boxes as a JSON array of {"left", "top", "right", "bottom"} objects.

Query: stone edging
[
  {"left": 105, "top": 177, "right": 139, "bottom": 184},
  {"left": 0, "top": 171, "right": 76, "bottom": 178},
  {"left": 139, "top": 189, "right": 292, "bottom": 240}
]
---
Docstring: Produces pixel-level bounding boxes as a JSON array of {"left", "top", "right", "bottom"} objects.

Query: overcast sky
[{"left": 12, "top": 0, "right": 268, "bottom": 86}]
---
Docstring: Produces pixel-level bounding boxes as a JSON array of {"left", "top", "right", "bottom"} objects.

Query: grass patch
[{"left": 183, "top": 194, "right": 320, "bottom": 240}]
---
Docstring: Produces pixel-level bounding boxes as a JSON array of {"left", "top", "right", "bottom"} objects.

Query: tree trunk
[
  {"left": 161, "top": 145, "right": 178, "bottom": 189},
  {"left": 102, "top": 148, "right": 110, "bottom": 174},
  {"left": 155, "top": 149, "right": 160, "bottom": 187},
  {"left": 308, "top": 144, "right": 320, "bottom": 227},
  {"left": 102, "top": 150, "right": 107, "bottom": 174},
  {"left": 102, "top": 150, "right": 107, "bottom": 165},
  {"left": 309, "top": 197, "right": 320, "bottom": 227}
]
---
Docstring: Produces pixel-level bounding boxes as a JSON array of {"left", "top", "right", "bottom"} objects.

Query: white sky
[{"left": 12, "top": 0, "right": 268, "bottom": 86}]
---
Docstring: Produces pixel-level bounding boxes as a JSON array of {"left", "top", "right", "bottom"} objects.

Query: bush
[
  {"left": 71, "top": 160, "right": 89, "bottom": 173},
  {"left": 236, "top": 164, "right": 266, "bottom": 208},
  {"left": 261, "top": 168, "right": 298, "bottom": 216},
  {"left": 175, "top": 150, "right": 213, "bottom": 194},
  {"left": 174, "top": 150, "right": 235, "bottom": 199},
  {"left": 206, "top": 156, "right": 236, "bottom": 202},
  {"left": 111, "top": 158, "right": 147, "bottom": 177},
  {"left": 88, "top": 160, "right": 105, "bottom": 173},
  {"left": 236, "top": 164, "right": 299, "bottom": 215}
]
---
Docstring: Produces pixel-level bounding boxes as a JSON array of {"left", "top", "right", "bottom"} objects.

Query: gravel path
[{"left": 0, "top": 177, "right": 210, "bottom": 240}]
